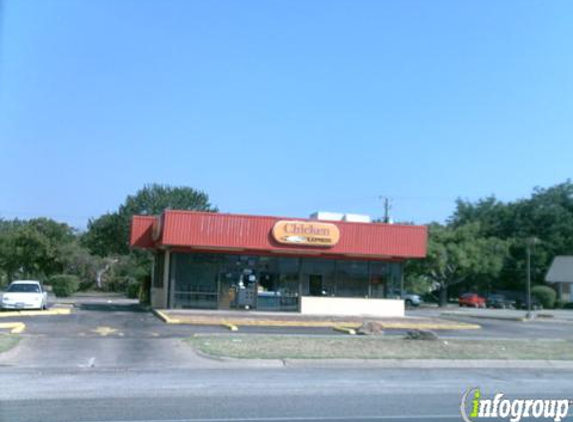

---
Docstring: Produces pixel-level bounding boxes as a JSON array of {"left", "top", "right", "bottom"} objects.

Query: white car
[
  {"left": 1, "top": 280, "right": 48, "bottom": 310},
  {"left": 391, "top": 289, "right": 422, "bottom": 307}
]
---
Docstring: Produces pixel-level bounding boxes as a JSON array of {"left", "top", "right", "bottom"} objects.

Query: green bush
[
  {"left": 50, "top": 274, "right": 80, "bottom": 297},
  {"left": 126, "top": 282, "right": 140, "bottom": 299},
  {"left": 105, "top": 276, "right": 130, "bottom": 293},
  {"left": 531, "top": 285, "right": 557, "bottom": 309}
]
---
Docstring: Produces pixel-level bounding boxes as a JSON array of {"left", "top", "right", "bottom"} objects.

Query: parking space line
[
  {"left": 91, "top": 326, "right": 118, "bottom": 336},
  {"left": 0, "top": 308, "right": 72, "bottom": 318},
  {"left": 0, "top": 322, "right": 26, "bottom": 334},
  {"left": 333, "top": 326, "right": 356, "bottom": 335},
  {"left": 222, "top": 323, "right": 239, "bottom": 331}
]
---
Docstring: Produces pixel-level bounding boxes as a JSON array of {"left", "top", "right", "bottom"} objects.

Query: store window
[
  {"left": 300, "top": 258, "right": 336, "bottom": 296},
  {"left": 388, "top": 262, "right": 403, "bottom": 298},
  {"left": 172, "top": 253, "right": 219, "bottom": 309},
  {"left": 275, "top": 257, "right": 300, "bottom": 311},
  {"left": 335, "top": 260, "right": 369, "bottom": 297},
  {"left": 369, "top": 261, "right": 388, "bottom": 298}
]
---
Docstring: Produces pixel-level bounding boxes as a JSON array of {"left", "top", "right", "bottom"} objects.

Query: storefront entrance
[
  {"left": 166, "top": 252, "right": 402, "bottom": 312},
  {"left": 308, "top": 274, "right": 323, "bottom": 296}
]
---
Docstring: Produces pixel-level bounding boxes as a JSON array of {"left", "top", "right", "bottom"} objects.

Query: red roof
[{"left": 130, "top": 210, "right": 427, "bottom": 260}]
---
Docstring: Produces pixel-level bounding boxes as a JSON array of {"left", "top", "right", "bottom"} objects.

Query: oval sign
[{"left": 272, "top": 220, "right": 340, "bottom": 247}]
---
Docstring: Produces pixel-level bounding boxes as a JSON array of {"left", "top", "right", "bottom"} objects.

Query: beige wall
[
  {"left": 151, "top": 250, "right": 170, "bottom": 309},
  {"left": 559, "top": 283, "right": 571, "bottom": 302},
  {"left": 300, "top": 296, "right": 404, "bottom": 317},
  {"left": 151, "top": 287, "right": 166, "bottom": 308}
]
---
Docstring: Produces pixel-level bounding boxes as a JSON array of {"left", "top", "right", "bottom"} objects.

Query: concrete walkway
[{"left": 441, "top": 308, "right": 573, "bottom": 323}]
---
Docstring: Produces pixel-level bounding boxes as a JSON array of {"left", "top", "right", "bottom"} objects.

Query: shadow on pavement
[{"left": 77, "top": 303, "right": 147, "bottom": 313}]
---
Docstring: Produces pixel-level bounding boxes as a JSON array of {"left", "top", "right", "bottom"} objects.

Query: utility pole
[
  {"left": 525, "top": 237, "right": 539, "bottom": 319},
  {"left": 379, "top": 196, "right": 392, "bottom": 223},
  {"left": 526, "top": 243, "right": 531, "bottom": 319}
]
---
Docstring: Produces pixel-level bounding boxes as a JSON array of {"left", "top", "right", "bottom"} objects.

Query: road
[
  {"left": 2, "top": 367, "right": 572, "bottom": 422},
  {"left": 1, "top": 299, "right": 573, "bottom": 421}
]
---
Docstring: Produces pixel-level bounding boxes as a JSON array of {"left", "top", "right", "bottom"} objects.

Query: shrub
[
  {"left": 50, "top": 274, "right": 80, "bottom": 297},
  {"left": 105, "top": 276, "right": 131, "bottom": 293},
  {"left": 78, "top": 280, "right": 95, "bottom": 291},
  {"left": 531, "top": 285, "right": 556, "bottom": 309},
  {"left": 126, "top": 282, "right": 140, "bottom": 299}
]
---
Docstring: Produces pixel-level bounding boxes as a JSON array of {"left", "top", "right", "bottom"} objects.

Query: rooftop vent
[{"left": 310, "top": 211, "right": 371, "bottom": 223}]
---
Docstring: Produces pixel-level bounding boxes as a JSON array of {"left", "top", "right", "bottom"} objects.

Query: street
[{"left": 1, "top": 367, "right": 572, "bottom": 422}]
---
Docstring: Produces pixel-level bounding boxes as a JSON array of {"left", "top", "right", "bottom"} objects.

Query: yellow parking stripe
[
  {"left": 222, "top": 323, "right": 239, "bottom": 331},
  {"left": 92, "top": 326, "right": 118, "bottom": 336},
  {"left": 0, "top": 322, "right": 26, "bottom": 334},
  {"left": 333, "top": 326, "right": 357, "bottom": 335},
  {"left": 0, "top": 308, "right": 72, "bottom": 318}
]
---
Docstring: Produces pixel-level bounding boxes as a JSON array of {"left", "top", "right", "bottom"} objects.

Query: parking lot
[
  {"left": 407, "top": 305, "right": 573, "bottom": 340},
  {"left": 1, "top": 296, "right": 573, "bottom": 370}
]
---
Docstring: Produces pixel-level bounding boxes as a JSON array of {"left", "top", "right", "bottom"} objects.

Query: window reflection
[{"left": 169, "top": 252, "right": 403, "bottom": 311}]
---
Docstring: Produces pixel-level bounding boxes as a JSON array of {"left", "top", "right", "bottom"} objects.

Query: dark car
[
  {"left": 486, "top": 294, "right": 516, "bottom": 309},
  {"left": 515, "top": 296, "right": 543, "bottom": 311}
]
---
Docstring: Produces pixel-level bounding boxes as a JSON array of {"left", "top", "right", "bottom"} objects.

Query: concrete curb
[
  {"left": 282, "top": 358, "right": 573, "bottom": 369},
  {"left": 185, "top": 343, "right": 573, "bottom": 370},
  {"left": 152, "top": 309, "right": 182, "bottom": 324},
  {"left": 441, "top": 312, "right": 527, "bottom": 322},
  {"left": 154, "top": 309, "right": 480, "bottom": 331}
]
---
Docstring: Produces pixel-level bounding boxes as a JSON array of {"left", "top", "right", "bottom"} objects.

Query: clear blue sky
[{"left": 1, "top": 0, "right": 572, "bottom": 228}]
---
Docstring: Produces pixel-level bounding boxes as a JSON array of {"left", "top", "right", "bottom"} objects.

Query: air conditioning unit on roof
[{"left": 309, "top": 211, "right": 371, "bottom": 223}]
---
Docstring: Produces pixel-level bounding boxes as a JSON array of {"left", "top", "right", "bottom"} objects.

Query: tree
[
  {"left": 0, "top": 218, "right": 76, "bottom": 282},
  {"left": 449, "top": 180, "right": 573, "bottom": 290},
  {"left": 56, "top": 242, "right": 103, "bottom": 289},
  {"left": 81, "top": 213, "right": 124, "bottom": 257},
  {"left": 415, "top": 223, "right": 509, "bottom": 306},
  {"left": 83, "top": 184, "right": 217, "bottom": 257}
]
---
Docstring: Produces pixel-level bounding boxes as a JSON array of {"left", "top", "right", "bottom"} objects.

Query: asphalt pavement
[
  {"left": 408, "top": 306, "right": 573, "bottom": 340},
  {"left": 1, "top": 367, "right": 572, "bottom": 422}
]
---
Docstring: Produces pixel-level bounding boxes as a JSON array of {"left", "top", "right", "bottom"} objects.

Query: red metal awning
[{"left": 130, "top": 210, "right": 427, "bottom": 260}]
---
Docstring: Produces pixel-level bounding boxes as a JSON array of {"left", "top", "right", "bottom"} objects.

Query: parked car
[
  {"left": 1, "top": 280, "right": 48, "bottom": 310},
  {"left": 458, "top": 293, "right": 486, "bottom": 308},
  {"left": 486, "top": 294, "right": 516, "bottom": 309},
  {"left": 390, "top": 289, "right": 421, "bottom": 307},
  {"left": 515, "top": 296, "right": 543, "bottom": 311}
]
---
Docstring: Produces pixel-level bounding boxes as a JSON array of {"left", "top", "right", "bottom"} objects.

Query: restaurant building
[{"left": 130, "top": 210, "right": 427, "bottom": 317}]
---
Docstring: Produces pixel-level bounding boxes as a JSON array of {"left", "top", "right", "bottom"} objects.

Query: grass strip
[
  {"left": 0, "top": 335, "right": 20, "bottom": 354},
  {"left": 187, "top": 335, "right": 573, "bottom": 360}
]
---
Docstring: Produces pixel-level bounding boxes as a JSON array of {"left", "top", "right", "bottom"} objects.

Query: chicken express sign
[{"left": 272, "top": 221, "right": 340, "bottom": 247}]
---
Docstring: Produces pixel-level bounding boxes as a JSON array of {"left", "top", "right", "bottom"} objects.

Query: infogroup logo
[{"left": 460, "top": 388, "right": 571, "bottom": 422}]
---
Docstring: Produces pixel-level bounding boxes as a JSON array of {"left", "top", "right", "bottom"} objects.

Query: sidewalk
[
  {"left": 51, "top": 292, "right": 137, "bottom": 306},
  {"left": 441, "top": 308, "right": 573, "bottom": 323},
  {"left": 155, "top": 308, "right": 480, "bottom": 331}
]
